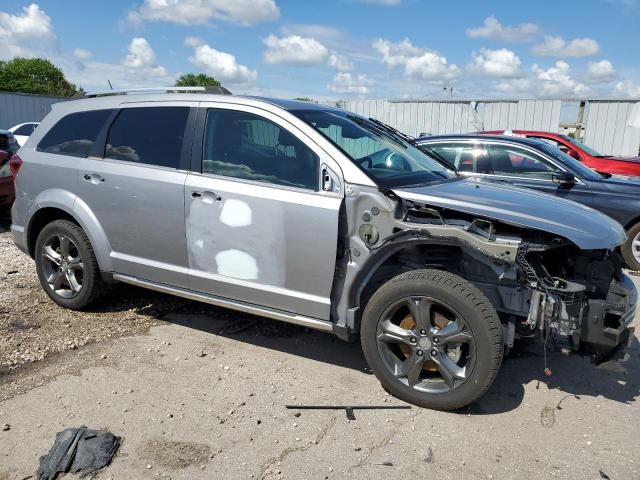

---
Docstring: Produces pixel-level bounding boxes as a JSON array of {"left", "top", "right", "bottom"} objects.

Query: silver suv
[{"left": 11, "top": 89, "right": 637, "bottom": 410}]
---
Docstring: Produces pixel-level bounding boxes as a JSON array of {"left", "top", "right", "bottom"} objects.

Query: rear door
[
  {"left": 184, "top": 103, "right": 343, "bottom": 320},
  {"left": 75, "top": 103, "right": 196, "bottom": 287}
]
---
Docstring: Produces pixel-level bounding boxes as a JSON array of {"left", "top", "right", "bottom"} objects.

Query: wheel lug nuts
[
  {"left": 410, "top": 337, "right": 416, "bottom": 343},
  {"left": 433, "top": 337, "right": 439, "bottom": 344},
  {"left": 420, "top": 329, "right": 427, "bottom": 335},
  {"left": 416, "top": 350, "right": 423, "bottom": 356},
  {"left": 431, "top": 350, "right": 438, "bottom": 357}
]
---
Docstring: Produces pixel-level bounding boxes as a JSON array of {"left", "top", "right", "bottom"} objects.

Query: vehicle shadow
[
  {"left": 0, "top": 214, "right": 10, "bottom": 233},
  {"left": 89, "top": 284, "right": 639, "bottom": 415}
]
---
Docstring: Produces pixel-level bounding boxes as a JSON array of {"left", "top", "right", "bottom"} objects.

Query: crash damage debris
[{"left": 37, "top": 426, "right": 120, "bottom": 480}]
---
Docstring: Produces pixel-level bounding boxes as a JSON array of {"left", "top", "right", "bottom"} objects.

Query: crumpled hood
[{"left": 393, "top": 177, "right": 626, "bottom": 250}]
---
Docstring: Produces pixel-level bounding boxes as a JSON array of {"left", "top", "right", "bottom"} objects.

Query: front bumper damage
[{"left": 527, "top": 273, "right": 637, "bottom": 353}]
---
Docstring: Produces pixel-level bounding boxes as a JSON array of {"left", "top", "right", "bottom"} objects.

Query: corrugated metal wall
[
  {"left": 0, "top": 92, "right": 65, "bottom": 130},
  {"left": 583, "top": 101, "right": 640, "bottom": 156},
  {"left": 337, "top": 99, "right": 562, "bottom": 136}
]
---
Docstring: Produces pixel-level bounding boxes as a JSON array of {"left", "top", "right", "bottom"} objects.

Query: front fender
[{"left": 27, "top": 189, "right": 114, "bottom": 272}]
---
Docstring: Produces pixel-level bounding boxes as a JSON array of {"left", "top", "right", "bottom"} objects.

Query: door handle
[
  {"left": 83, "top": 174, "right": 105, "bottom": 184},
  {"left": 192, "top": 191, "right": 222, "bottom": 202}
]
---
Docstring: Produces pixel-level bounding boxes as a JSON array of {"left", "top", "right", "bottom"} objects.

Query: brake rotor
[{"left": 398, "top": 312, "right": 449, "bottom": 372}]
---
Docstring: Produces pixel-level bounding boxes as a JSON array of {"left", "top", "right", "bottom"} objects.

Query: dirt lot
[{"left": 1, "top": 216, "right": 639, "bottom": 480}]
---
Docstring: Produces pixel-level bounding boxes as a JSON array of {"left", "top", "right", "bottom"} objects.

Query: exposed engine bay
[{"left": 335, "top": 184, "right": 637, "bottom": 355}]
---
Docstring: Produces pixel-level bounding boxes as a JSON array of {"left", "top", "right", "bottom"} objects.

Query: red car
[{"left": 481, "top": 130, "right": 640, "bottom": 177}]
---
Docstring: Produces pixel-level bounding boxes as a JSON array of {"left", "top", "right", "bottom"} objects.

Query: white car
[{"left": 9, "top": 122, "right": 39, "bottom": 147}]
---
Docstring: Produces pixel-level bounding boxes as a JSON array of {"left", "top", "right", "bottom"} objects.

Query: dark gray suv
[{"left": 10, "top": 89, "right": 637, "bottom": 409}]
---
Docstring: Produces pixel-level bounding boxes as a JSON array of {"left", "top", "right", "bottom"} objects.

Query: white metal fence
[
  {"left": 337, "top": 99, "right": 562, "bottom": 137},
  {"left": 337, "top": 98, "right": 640, "bottom": 156},
  {"left": 583, "top": 101, "right": 640, "bottom": 157},
  {"left": 0, "top": 92, "right": 66, "bottom": 130}
]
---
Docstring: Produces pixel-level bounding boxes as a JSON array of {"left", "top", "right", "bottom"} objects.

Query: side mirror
[
  {"left": 568, "top": 149, "right": 580, "bottom": 160},
  {"left": 552, "top": 171, "right": 576, "bottom": 186}
]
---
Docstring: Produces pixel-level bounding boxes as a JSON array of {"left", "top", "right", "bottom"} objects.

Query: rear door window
[
  {"left": 105, "top": 107, "right": 189, "bottom": 168},
  {"left": 38, "top": 110, "right": 113, "bottom": 157}
]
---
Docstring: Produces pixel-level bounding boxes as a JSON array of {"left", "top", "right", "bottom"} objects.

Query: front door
[{"left": 185, "top": 106, "right": 342, "bottom": 320}]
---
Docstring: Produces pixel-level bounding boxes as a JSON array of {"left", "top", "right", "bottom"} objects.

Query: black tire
[
  {"left": 621, "top": 222, "right": 640, "bottom": 271},
  {"left": 360, "top": 269, "right": 503, "bottom": 410},
  {"left": 34, "top": 219, "right": 107, "bottom": 309}
]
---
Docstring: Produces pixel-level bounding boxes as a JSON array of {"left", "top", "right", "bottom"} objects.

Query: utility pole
[{"left": 443, "top": 86, "right": 454, "bottom": 98}]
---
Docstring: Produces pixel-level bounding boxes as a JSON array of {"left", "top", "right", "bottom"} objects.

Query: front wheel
[
  {"left": 621, "top": 222, "right": 640, "bottom": 271},
  {"left": 360, "top": 269, "right": 503, "bottom": 410}
]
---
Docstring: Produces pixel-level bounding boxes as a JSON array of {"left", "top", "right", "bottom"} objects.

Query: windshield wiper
[
  {"left": 347, "top": 115, "right": 407, "bottom": 149},
  {"left": 368, "top": 118, "right": 419, "bottom": 147}
]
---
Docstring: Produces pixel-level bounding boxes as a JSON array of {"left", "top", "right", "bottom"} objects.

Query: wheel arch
[{"left": 26, "top": 190, "right": 114, "bottom": 272}]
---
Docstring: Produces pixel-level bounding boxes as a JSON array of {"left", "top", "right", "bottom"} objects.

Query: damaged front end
[
  {"left": 337, "top": 179, "right": 636, "bottom": 357},
  {"left": 517, "top": 243, "right": 637, "bottom": 353}
]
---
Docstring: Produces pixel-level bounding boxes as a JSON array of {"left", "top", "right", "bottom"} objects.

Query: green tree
[
  {"left": 174, "top": 73, "right": 221, "bottom": 87},
  {"left": 0, "top": 57, "right": 76, "bottom": 96}
]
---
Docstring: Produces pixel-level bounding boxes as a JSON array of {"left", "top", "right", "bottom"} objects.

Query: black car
[{"left": 416, "top": 134, "right": 640, "bottom": 270}]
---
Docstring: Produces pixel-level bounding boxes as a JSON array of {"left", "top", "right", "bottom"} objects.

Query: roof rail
[{"left": 83, "top": 85, "right": 231, "bottom": 98}]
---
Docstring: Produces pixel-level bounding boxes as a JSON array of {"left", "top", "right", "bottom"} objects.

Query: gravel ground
[{"left": 0, "top": 219, "right": 274, "bottom": 373}]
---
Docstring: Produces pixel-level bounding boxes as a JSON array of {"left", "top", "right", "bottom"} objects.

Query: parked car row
[
  {"left": 8, "top": 90, "right": 637, "bottom": 410},
  {"left": 481, "top": 129, "right": 640, "bottom": 177},
  {"left": 417, "top": 134, "right": 640, "bottom": 270}
]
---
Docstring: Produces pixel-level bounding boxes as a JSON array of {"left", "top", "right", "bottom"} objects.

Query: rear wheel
[
  {"left": 361, "top": 269, "right": 502, "bottom": 410},
  {"left": 35, "top": 220, "right": 107, "bottom": 309},
  {"left": 622, "top": 222, "right": 640, "bottom": 271}
]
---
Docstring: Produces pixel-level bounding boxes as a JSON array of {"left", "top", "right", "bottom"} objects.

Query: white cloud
[
  {"left": 122, "top": 37, "right": 167, "bottom": 78},
  {"left": 495, "top": 77, "right": 535, "bottom": 94},
  {"left": 373, "top": 38, "right": 458, "bottom": 81},
  {"left": 185, "top": 37, "right": 257, "bottom": 84},
  {"left": 532, "top": 35, "right": 600, "bottom": 57},
  {"left": 373, "top": 38, "right": 421, "bottom": 68},
  {"left": 585, "top": 60, "right": 617, "bottom": 83},
  {"left": 495, "top": 61, "right": 590, "bottom": 98},
  {"left": 533, "top": 61, "right": 590, "bottom": 97},
  {"left": 327, "top": 72, "right": 372, "bottom": 95},
  {"left": 263, "top": 34, "right": 329, "bottom": 66},
  {"left": 469, "top": 48, "right": 522, "bottom": 77},
  {"left": 127, "top": 0, "right": 279, "bottom": 26},
  {"left": 280, "top": 24, "right": 343, "bottom": 42},
  {"left": 0, "top": 3, "right": 57, "bottom": 59},
  {"left": 73, "top": 48, "right": 92, "bottom": 60},
  {"left": 465, "top": 15, "right": 540, "bottom": 43},
  {"left": 614, "top": 80, "right": 640, "bottom": 98},
  {"left": 328, "top": 52, "right": 352, "bottom": 71}
]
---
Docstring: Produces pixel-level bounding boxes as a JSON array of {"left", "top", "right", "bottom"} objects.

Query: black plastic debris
[{"left": 37, "top": 426, "right": 120, "bottom": 480}]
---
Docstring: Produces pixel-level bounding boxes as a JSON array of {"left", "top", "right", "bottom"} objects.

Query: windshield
[
  {"left": 562, "top": 135, "right": 604, "bottom": 157},
  {"left": 293, "top": 109, "right": 455, "bottom": 188},
  {"left": 537, "top": 142, "right": 603, "bottom": 181}
]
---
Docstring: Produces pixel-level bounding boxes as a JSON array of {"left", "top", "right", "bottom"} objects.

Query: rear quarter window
[{"left": 38, "top": 110, "right": 113, "bottom": 157}]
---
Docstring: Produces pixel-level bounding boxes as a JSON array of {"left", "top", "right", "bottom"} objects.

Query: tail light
[{"left": 9, "top": 154, "right": 23, "bottom": 178}]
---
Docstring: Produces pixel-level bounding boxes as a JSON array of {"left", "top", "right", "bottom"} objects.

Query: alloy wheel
[
  {"left": 376, "top": 296, "right": 476, "bottom": 394},
  {"left": 632, "top": 231, "right": 640, "bottom": 265},
  {"left": 40, "top": 234, "right": 84, "bottom": 299}
]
